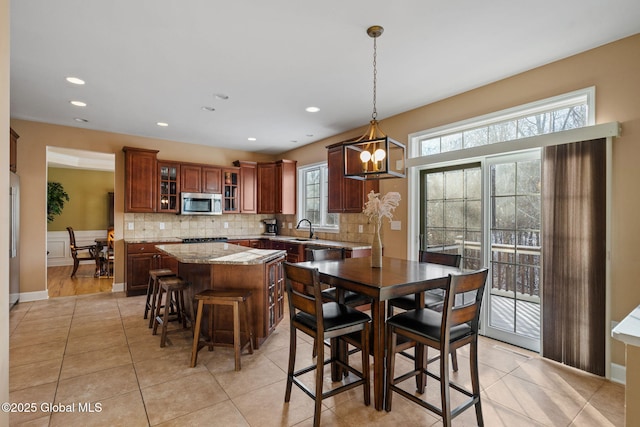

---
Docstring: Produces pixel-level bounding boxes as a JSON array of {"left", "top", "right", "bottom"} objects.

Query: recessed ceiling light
[
  {"left": 214, "top": 94, "right": 229, "bottom": 100},
  {"left": 70, "top": 100, "right": 87, "bottom": 107},
  {"left": 156, "top": 122, "right": 169, "bottom": 127},
  {"left": 290, "top": 140, "right": 298, "bottom": 143},
  {"left": 201, "top": 106, "right": 215, "bottom": 112},
  {"left": 247, "top": 137, "right": 257, "bottom": 141},
  {"left": 66, "top": 77, "right": 85, "bottom": 85},
  {"left": 73, "top": 117, "right": 88, "bottom": 123},
  {"left": 305, "top": 106, "right": 320, "bottom": 113},
  {"left": 306, "top": 134, "right": 314, "bottom": 137}
]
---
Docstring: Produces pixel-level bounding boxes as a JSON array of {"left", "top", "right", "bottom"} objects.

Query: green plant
[{"left": 47, "top": 181, "right": 70, "bottom": 223}]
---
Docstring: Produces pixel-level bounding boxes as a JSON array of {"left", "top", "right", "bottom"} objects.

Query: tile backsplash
[{"left": 123, "top": 213, "right": 375, "bottom": 244}]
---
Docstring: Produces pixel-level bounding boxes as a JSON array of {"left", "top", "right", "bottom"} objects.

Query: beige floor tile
[
  {"left": 10, "top": 414, "right": 52, "bottom": 426},
  {"left": 49, "top": 390, "right": 148, "bottom": 427},
  {"left": 14, "top": 314, "right": 73, "bottom": 333},
  {"left": 484, "top": 374, "right": 587, "bottom": 425},
  {"left": 292, "top": 408, "right": 352, "bottom": 427},
  {"left": 232, "top": 379, "right": 318, "bottom": 427},
  {"left": 141, "top": 371, "right": 228, "bottom": 426},
  {"left": 263, "top": 338, "right": 315, "bottom": 373},
  {"left": 64, "top": 328, "right": 128, "bottom": 356},
  {"left": 127, "top": 333, "right": 192, "bottom": 363},
  {"left": 10, "top": 340, "right": 66, "bottom": 368},
  {"left": 8, "top": 382, "right": 57, "bottom": 425},
  {"left": 134, "top": 350, "right": 209, "bottom": 389},
  {"left": 20, "top": 302, "right": 76, "bottom": 321},
  {"left": 453, "top": 397, "right": 546, "bottom": 426},
  {"left": 9, "top": 326, "right": 70, "bottom": 349},
  {"left": 510, "top": 357, "right": 605, "bottom": 401},
  {"left": 588, "top": 380, "right": 625, "bottom": 416},
  {"left": 155, "top": 400, "right": 249, "bottom": 427},
  {"left": 570, "top": 402, "right": 624, "bottom": 427},
  {"left": 59, "top": 345, "right": 132, "bottom": 380},
  {"left": 10, "top": 359, "right": 62, "bottom": 392},
  {"left": 55, "top": 364, "right": 139, "bottom": 404},
  {"left": 68, "top": 318, "right": 124, "bottom": 339},
  {"left": 209, "top": 352, "right": 286, "bottom": 398}
]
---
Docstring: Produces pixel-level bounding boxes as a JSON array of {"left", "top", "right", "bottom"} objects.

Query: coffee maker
[{"left": 262, "top": 218, "right": 278, "bottom": 236}]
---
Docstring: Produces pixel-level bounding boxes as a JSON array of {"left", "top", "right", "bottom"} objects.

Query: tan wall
[
  {"left": 47, "top": 168, "right": 115, "bottom": 232},
  {"left": 9, "top": 119, "right": 275, "bottom": 293},
  {"left": 281, "top": 34, "right": 640, "bottom": 367},
  {"left": 1, "top": 0, "right": 10, "bottom": 420}
]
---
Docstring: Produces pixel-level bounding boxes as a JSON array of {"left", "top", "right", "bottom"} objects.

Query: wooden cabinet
[
  {"left": 265, "top": 256, "right": 285, "bottom": 334},
  {"left": 123, "top": 147, "right": 159, "bottom": 213},
  {"left": 234, "top": 160, "right": 257, "bottom": 213},
  {"left": 157, "top": 161, "right": 180, "bottom": 213},
  {"left": 125, "top": 242, "right": 178, "bottom": 296},
  {"left": 270, "top": 241, "right": 304, "bottom": 263},
  {"left": 181, "top": 163, "right": 221, "bottom": 194},
  {"left": 327, "top": 143, "right": 378, "bottom": 213},
  {"left": 257, "top": 159, "right": 296, "bottom": 214},
  {"left": 10, "top": 128, "right": 18, "bottom": 172},
  {"left": 222, "top": 168, "right": 240, "bottom": 213}
]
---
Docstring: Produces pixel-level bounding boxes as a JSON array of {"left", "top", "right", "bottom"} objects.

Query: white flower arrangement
[{"left": 363, "top": 190, "right": 401, "bottom": 224}]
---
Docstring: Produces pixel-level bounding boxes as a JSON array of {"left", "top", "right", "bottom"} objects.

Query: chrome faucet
[{"left": 296, "top": 218, "right": 314, "bottom": 239}]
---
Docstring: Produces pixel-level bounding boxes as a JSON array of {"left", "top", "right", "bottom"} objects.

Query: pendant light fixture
[{"left": 343, "top": 25, "right": 406, "bottom": 180}]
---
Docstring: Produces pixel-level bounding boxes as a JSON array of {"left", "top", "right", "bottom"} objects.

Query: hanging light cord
[{"left": 372, "top": 35, "right": 378, "bottom": 121}]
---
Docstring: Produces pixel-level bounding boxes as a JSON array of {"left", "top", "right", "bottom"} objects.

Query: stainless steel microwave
[{"left": 181, "top": 192, "right": 222, "bottom": 215}]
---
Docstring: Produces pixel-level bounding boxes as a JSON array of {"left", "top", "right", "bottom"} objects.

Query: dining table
[{"left": 297, "top": 256, "right": 460, "bottom": 411}]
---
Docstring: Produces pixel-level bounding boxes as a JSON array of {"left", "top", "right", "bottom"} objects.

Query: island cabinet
[
  {"left": 270, "top": 241, "right": 305, "bottom": 263},
  {"left": 124, "top": 242, "right": 179, "bottom": 296},
  {"left": 327, "top": 142, "right": 379, "bottom": 213},
  {"left": 257, "top": 160, "right": 296, "bottom": 215},
  {"left": 123, "top": 147, "right": 159, "bottom": 213},
  {"left": 180, "top": 163, "right": 222, "bottom": 194}
]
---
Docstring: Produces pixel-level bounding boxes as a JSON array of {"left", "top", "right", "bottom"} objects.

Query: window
[
  {"left": 413, "top": 88, "right": 594, "bottom": 157},
  {"left": 298, "top": 163, "right": 339, "bottom": 231}
]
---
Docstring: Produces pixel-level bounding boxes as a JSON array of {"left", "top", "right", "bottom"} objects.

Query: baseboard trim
[
  {"left": 112, "top": 282, "right": 125, "bottom": 293},
  {"left": 610, "top": 362, "right": 626, "bottom": 385},
  {"left": 18, "top": 290, "right": 49, "bottom": 302}
]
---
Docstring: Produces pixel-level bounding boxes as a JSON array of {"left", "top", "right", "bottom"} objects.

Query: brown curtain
[{"left": 541, "top": 138, "right": 606, "bottom": 376}]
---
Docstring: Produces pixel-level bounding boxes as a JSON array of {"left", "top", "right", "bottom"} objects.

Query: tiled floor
[{"left": 9, "top": 291, "right": 624, "bottom": 426}]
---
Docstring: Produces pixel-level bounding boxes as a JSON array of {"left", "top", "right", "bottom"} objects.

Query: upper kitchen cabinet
[
  {"left": 257, "top": 160, "right": 296, "bottom": 215},
  {"left": 10, "top": 128, "right": 19, "bottom": 172},
  {"left": 222, "top": 167, "right": 240, "bottom": 213},
  {"left": 157, "top": 161, "right": 180, "bottom": 213},
  {"left": 181, "top": 163, "right": 222, "bottom": 194},
  {"left": 123, "top": 146, "right": 159, "bottom": 213},
  {"left": 327, "top": 142, "right": 378, "bottom": 213},
  {"left": 234, "top": 160, "right": 257, "bottom": 213}
]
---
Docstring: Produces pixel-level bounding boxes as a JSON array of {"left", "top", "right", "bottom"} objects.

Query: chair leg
[
  {"left": 160, "top": 289, "right": 171, "bottom": 347},
  {"left": 190, "top": 300, "right": 204, "bottom": 368},
  {"left": 242, "top": 300, "right": 254, "bottom": 354},
  {"left": 284, "top": 324, "right": 297, "bottom": 403},
  {"left": 385, "top": 324, "right": 397, "bottom": 412},
  {"left": 70, "top": 260, "right": 79, "bottom": 278},
  {"left": 314, "top": 335, "right": 324, "bottom": 427},
  {"left": 451, "top": 349, "right": 459, "bottom": 372},
  {"left": 415, "top": 343, "right": 426, "bottom": 393},
  {"left": 361, "top": 323, "right": 371, "bottom": 406},
  {"left": 232, "top": 301, "right": 241, "bottom": 371},
  {"left": 152, "top": 286, "right": 164, "bottom": 336},
  {"left": 440, "top": 345, "right": 452, "bottom": 427},
  {"left": 470, "top": 340, "right": 484, "bottom": 426}
]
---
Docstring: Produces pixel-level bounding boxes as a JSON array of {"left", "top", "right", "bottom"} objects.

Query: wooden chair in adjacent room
[
  {"left": 102, "top": 227, "right": 115, "bottom": 277},
  {"left": 283, "top": 262, "right": 371, "bottom": 427},
  {"left": 385, "top": 268, "right": 489, "bottom": 426},
  {"left": 66, "top": 226, "right": 99, "bottom": 278}
]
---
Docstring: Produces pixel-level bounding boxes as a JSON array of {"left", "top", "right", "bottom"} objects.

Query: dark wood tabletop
[{"left": 297, "top": 256, "right": 460, "bottom": 411}]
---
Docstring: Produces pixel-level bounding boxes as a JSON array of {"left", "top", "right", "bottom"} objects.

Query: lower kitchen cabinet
[{"left": 125, "top": 242, "right": 178, "bottom": 296}]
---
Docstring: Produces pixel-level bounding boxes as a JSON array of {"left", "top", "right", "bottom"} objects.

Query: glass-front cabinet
[
  {"left": 158, "top": 161, "right": 180, "bottom": 213},
  {"left": 223, "top": 168, "right": 240, "bottom": 213}
]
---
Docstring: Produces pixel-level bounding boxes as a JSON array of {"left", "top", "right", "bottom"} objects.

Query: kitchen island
[{"left": 156, "top": 242, "right": 286, "bottom": 349}]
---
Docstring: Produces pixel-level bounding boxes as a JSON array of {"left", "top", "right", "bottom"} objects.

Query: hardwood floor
[{"left": 47, "top": 264, "right": 113, "bottom": 298}]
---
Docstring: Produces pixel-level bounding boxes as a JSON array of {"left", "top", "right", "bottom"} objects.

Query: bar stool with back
[
  {"left": 283, "top": 262, "right": 371, "bottom": 427},
  {"left": 385, "top": 268, "right": 489, "bottom": 426}
]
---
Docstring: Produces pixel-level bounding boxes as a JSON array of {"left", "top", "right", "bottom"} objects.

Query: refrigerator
[{"left": 9, "top": 172, "right": 20, "bottom": 309}]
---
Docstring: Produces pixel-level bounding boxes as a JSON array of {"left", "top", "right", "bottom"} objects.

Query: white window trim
[{"left": 297, "top": 162, "right": 340, "bottom": 234}]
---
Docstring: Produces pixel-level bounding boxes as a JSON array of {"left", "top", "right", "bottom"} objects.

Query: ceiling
[{"left": 10, "top": 1, "right": 640, "bottom": 155}]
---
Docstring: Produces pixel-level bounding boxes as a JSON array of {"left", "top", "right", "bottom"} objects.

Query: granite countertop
[
  {"left": 125, "top": 236, "right": 371, "bottom": 250},
  {"left": 155, "top": 242, "right": 286, "bottom": 265},
  {"left": 612, "top": 305, "right": 640, "bottom": 347}
]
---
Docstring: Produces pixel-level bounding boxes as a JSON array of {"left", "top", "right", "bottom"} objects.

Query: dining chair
[
  {"left": 385, "top": 268, "right": 489, "bottom": 426},
  {"left": 102, "top": 227, "right": 115, "bottom": 277},
  {"left": 310, "top": 247, "right": 371, "bottom": 307},
  {"left": 66, "top": 226, "right": 99, "bottom": 278},
  {"left": 388, "top": 250, "right": 462, "bottom": 370},
  {"left": 283, "top": 262, "right": 371, "bottom": 427}
]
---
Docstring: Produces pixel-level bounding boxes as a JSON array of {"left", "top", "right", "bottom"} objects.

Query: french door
[{"left": 420, "top": 150, "right": 541, "bottom": 352}]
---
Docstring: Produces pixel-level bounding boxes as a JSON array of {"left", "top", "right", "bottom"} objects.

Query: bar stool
[
  {"left": 152, "top": 276, "right": 190, "bottom": 347},
  {"left": 144, "top": 268, "right": 176, "bottom": 328},
  {"left": 190, "top": 289, "right": 254, "bottom": 371}
]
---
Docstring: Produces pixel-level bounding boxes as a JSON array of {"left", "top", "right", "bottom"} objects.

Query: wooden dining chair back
[
  {"left": 385, "top": 268, "right": 489, "bottom": 426},
  {"left": 418, "top": 250, "right": 462, "bottom": 267},
  {"left": 283, "top": 262, "right": 371, "bottom": 427},
  {"left": 309, "top": 247, "right": 345, "bottom": 261},
  {"left": 310, "top": 247, "right": 371, "bottom": 308},
  {"left": 66, "top": 226, "right": 99, "bottom": 278}
]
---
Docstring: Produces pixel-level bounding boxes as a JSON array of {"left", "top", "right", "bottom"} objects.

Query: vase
[{"left": 371, "top": 221, "right": 382, "bottom": 268}]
